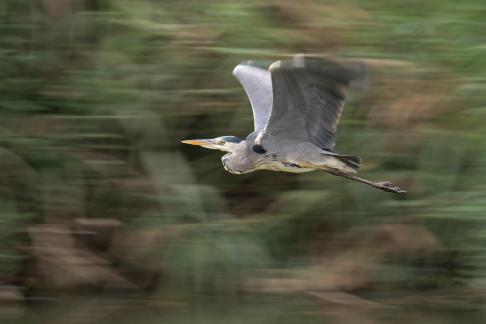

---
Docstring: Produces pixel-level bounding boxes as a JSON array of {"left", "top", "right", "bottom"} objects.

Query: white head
[{"left": 181, "top": 136, "right": 244, "bottom": 153}]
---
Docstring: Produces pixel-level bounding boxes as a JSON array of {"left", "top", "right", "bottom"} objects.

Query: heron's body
[
  {"left": 221, "top": 137, "right": 354, "bottom": 174},
  {"left": 182, "top": 55, "right": 406, "bottom": 193}
]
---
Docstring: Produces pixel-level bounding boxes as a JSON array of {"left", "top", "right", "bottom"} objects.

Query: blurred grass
[{"left": 0, "top": 0, "right": 486, "bottom": 302}]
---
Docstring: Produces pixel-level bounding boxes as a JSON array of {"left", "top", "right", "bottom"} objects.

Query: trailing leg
[{"left": 329, "top": 170, "right": 407, "bottom": 193}]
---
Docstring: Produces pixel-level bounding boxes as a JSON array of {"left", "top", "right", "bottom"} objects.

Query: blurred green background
[{"left": 1, "top": 0, "right": 486, "bottom": 322}]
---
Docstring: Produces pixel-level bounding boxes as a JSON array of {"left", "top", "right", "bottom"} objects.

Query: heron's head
[{"left": 181, "top": 136, "right": 244, "bottom": 153}]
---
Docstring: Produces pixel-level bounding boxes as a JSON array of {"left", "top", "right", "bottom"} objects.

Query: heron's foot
[{"left": 375, "top": 181, "right": 407, "bottom": 194}]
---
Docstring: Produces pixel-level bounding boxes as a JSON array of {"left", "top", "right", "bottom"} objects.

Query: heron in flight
[{"left": 182, "top": 56, "right": 406, "bottom": 193}]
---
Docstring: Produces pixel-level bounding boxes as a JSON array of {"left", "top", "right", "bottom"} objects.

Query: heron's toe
[{"left": 376, "top": 181, "right": 407, "bottom": 194}]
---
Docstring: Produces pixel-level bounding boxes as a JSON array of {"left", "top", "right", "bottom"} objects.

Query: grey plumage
[
  {"left": 262, "top": 56, "right": 364, "bottom": 151},
  {"left": 233, "top": 63, "right": 273, "bottom": 131},
  {"left": 182, "top": 55, "right": 406, "bottom": 193}
]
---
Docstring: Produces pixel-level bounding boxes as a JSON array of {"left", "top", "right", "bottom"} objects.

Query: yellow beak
[{"left": 181, "top": 139, "right": 214, "bottom": 147}]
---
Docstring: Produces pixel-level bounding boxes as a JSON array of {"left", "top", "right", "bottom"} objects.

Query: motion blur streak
[{"left": 0, "top": 0, "right": 485, "bottom": 323}]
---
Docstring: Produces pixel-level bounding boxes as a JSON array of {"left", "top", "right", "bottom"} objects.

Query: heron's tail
[{"left": 335, "top": 154, "right": 361, "bottom": 171}]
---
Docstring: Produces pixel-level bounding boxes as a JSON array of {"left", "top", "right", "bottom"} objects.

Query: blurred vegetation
[{"left": 0, "top": 0, "right": 486, "bottom": 311}]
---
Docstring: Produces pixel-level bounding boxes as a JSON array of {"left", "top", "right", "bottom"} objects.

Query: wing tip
[
  {"left": 232, "top": 64, "right": 242, "bottom": 76},
  {"left": 268, "top": 60, "right": 281, "bottom": 71},
  {"left": 270, "top": 54, "right": 306, "bottom": 71},
  {"left": 234, "top": 61, "right": 271, "bottom": 76},
  {"left": 270, "top": 54, "right": 307, "bottom": 71},
  {"left": 269, "top": 55, "right": 367, "bottom": 84}
]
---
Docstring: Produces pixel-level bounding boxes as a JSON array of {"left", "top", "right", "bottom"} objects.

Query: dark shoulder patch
[{"left": 252, "top": 144, "right": 267, "bottom": 154}]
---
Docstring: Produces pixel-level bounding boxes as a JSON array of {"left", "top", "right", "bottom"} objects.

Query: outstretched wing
[
  {"left": 260, "top": 56, "right": 365, "bottom": 150},
  {"left": 233, "top": 63, "right": 273, "bottom": 131}
]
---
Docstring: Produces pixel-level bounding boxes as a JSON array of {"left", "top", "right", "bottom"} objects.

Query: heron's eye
[{"left": 217, "top": 139, "right": 225, "bottom": 145}]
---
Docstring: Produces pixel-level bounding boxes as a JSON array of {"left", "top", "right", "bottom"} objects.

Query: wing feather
[
  {"left": 261, "top": 56, "right": 365, "bottom": 150},
  {"left": 233, "top": 63, "right": 273, "bottom": 131}
]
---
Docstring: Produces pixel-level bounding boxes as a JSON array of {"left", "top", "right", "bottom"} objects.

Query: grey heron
[{"left": 182, "top": 56, "right": 406, "bottom": 193}]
